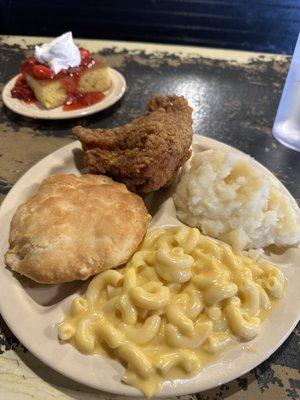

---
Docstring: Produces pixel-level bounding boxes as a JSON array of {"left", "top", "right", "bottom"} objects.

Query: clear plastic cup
[{"left": 273, "top": 34, "right": 300, "bottom": 152}]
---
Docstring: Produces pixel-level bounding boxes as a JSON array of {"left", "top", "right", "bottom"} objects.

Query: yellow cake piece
[
  {"left": 25, "top": 75, "right": 67, "bottom": 109},
  {"left": 24, "top": 56, "right": 111, "bottom": 109},
  {"left": 78, "top": 64, "right": 110, "bottom": 93}
]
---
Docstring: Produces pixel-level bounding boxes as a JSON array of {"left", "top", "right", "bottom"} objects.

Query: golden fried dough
[{"left": 5, "top": 174, "right": 150, "bottom": 283}]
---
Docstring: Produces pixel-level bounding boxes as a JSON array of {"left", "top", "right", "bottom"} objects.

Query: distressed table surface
[{"left": 0, "top": 36, "right": 299, "bottom": 400}]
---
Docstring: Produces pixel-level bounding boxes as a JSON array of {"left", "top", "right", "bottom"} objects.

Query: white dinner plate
[
  {"left": 2, "top": 68, "right": 126, "bottom": 119},
  {"left": 0, "top": 136, "right": 299, "bottom": 397}
]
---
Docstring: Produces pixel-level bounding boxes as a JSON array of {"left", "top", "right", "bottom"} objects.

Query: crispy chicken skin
[{"left": 73, "top": 95, "right": 194, "bottom": 193}]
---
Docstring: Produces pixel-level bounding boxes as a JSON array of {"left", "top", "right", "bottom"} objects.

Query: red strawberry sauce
[{"left": 10, "top": 48, "right": 106, "bottom": 110}]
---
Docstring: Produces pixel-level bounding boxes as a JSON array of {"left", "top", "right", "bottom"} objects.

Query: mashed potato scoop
[{"left": 173, "top": 149, "right": 300, "bottom": 251}]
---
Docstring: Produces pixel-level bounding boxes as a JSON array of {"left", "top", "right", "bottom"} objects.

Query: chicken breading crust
[{"left": 73, "top": 95, "right": 194, "bottom": 193}]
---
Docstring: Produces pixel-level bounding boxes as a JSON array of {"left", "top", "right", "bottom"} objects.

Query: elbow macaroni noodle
[{"left": 58, "top": 227, "right": 284, "bottom": 397}]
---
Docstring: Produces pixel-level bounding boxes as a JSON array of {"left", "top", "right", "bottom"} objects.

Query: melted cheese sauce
[{"left": 58, "top": 227, "right": 284, "bottom": 397}]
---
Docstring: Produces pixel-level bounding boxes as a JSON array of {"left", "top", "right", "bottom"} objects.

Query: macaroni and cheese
[{"left": 58, "top": 227, "right": 284, "bottom": 397}]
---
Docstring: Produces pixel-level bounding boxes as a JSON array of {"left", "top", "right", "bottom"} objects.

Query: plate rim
[
  {"left": 0, "top": 136, "right": 299, "bottom": 397},
  {"left": 2, "top": 68, "right": 126, "bottom": 120}
]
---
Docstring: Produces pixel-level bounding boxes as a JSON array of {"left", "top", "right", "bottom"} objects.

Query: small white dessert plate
[
  {"left": 2, "top": 68, "right": 126, "bottom": 120},
  {"left": 0, "top": 136, "right": 299, "bottom": 397}
]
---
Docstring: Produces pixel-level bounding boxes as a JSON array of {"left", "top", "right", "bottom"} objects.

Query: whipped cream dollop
[{"left": 34, "top": 32, "right": 81, "bottom": 74}]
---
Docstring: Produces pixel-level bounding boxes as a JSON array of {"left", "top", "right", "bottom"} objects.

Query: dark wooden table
[{"left": 0, "top": 36, "right": 299, "bottom": 400}]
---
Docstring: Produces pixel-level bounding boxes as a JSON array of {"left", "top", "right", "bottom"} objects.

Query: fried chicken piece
[{"left": 73, "top": 95, "right": 194, "bottom": 193}]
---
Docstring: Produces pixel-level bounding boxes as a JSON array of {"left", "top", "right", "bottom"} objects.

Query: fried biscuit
[{"left": 5, "top": 174, "right": 150, "bottom": 283}]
